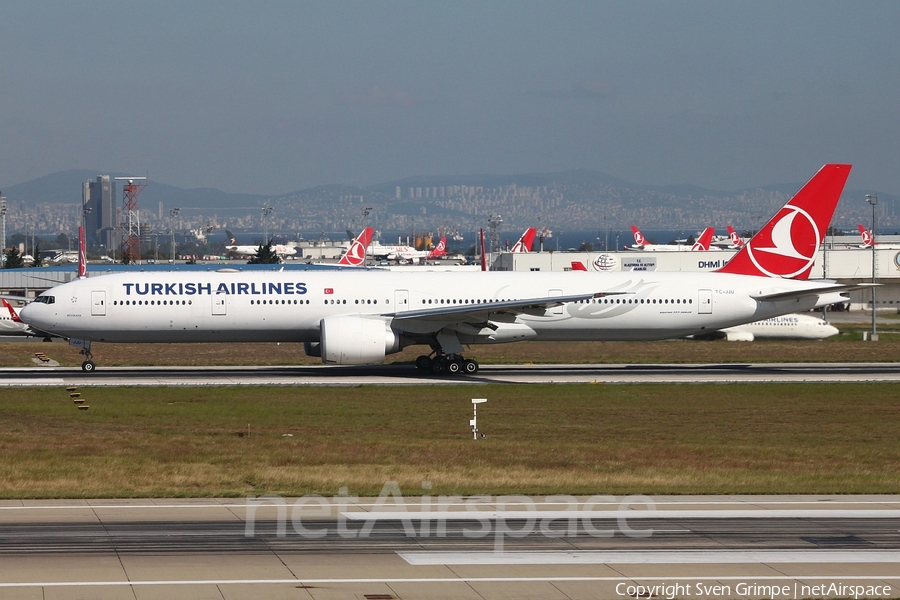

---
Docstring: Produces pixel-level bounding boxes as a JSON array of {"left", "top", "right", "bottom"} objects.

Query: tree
[
  {"left": 247, "top": 240, "right": 280, "bottom": 264},
  {"left": 577, "top": 242, "right": 594, "bottom": 252},
  {"left": 3, "top": 247, "right": 24, "bottom": 269},
  {"left": 31, "top": 241, "right": 42, "bottom": 267}
]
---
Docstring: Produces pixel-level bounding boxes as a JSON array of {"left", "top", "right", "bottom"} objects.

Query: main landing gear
[{"left": 414, "top": 352, "right": 479, "bottom": 375}]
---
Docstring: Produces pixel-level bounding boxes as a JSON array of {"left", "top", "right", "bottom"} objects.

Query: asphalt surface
[
  {"left": 3, "top": 361, "right": 900, "bottom": 387},
  {"left": 0, "top": 497, "right": 897, "bottom": 599}
]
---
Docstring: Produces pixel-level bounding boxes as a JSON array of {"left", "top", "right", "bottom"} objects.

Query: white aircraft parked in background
[
  {"left": 694, "top": 313, "right": 839, "bottom": 341},
  {"left": 628, "top": 226, "right": 716, "bottom": 251},
  {"left": 225, "top": 230, "right": 297, "bottom": 258},
  {"left": 385, "top": 237, "right": 447, "bottom": 263},
  {"left": 0, "top": 299, "right": 31, "bottom": 335},
  {"left": 22, "top": 164, "right": 866, "bottom": 374},
  {"left": 854, "top": 224, "right": 900, "bottom": 250}
]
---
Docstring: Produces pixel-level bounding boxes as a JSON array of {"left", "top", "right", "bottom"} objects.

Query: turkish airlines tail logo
[
  {"left": 427, "top": 238, "right": 447, "bottom": 259},
  {"left": 858, "top": 224, "right": 873, "bottom": 247},
  {"left": 631, "top": 226, "right": 646, "bottom": 246},
  {"left": 338, "top": 227, "right": 374, "bottom": 266},
  {"left": 2, "top": 299, "right": 22, "bottom": 323},
  {"left": 691, "top": 227, "right": 714, "bottom": 251},
  {"left": 727, "top": 226, "right": 745, "bottom": 247},
  {"left": 511, "top": 228, "right": 537, "bottom": 253},
  {"left": 717, "top": 164, "right": 852, "bottom": 279}
]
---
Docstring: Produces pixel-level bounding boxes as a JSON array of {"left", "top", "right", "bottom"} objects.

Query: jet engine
[
  {"left": 724, "top": 330, "right": 755, "bottom": 342},
  {"left": 319, "top": 316, "right": 401, "bottom": 365}
]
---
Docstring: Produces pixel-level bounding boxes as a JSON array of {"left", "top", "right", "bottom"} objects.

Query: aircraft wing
[
  {"left": 385, "top": 291, "right": 625, "bottom": 322},
  {"left": 751, "top": 283, "right": 877, "bottom": 303}
]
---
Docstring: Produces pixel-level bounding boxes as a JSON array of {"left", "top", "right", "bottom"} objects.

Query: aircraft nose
[{"left": 19, "top": 304, "right": 37, "bottom": 325}]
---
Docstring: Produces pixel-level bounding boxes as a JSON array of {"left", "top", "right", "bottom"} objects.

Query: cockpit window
[{"left": 34, "top": 295, "right": 55, "bottom": 304}]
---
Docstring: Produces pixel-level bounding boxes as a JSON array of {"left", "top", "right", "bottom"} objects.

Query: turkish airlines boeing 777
[{"left": 21, "top": 164, "right": 863, "bottom": 374}]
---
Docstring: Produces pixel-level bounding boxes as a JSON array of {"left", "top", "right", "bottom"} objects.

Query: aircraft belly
[{"left": 58, "top": 311, "right": 318, "bottom": 344}]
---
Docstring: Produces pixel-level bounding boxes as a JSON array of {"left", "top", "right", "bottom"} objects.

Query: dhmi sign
[{"left": 698, "top": 259, "right": 724, "bottom": 270}]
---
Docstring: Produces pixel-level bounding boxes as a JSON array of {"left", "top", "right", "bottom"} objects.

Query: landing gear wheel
[
  {"left": 415, "top": 355, "right": 433, "bottom": 371},
  {"left": 431, "top": 360, "right": 445, "bottom": 374},
  {"left": 447, "top": 359, "right": 462, "bottom": 375},
  {"left": 81, "top": 360, "right": 96, "bottom": 373},
  {"left": 463, "top": 359, "right": 479, "bottom": 374}
]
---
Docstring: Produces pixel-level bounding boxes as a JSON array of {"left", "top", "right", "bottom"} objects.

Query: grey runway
[
  {"left": 3, "top": 361, "right": 900, "bottom": 387},
  {"left": 0, "top": 497, "right": 897, "bottom": 599}
]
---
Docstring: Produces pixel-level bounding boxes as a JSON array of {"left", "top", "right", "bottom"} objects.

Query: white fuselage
[
  {"left": 20, "top": 270, "right": 844, "bottom": 350},
  {"left": 226, "top": 244, "right": 297, "bottom": 257},
  {"left": 720, "top": 313, "right": 839, "bottom": 341}
]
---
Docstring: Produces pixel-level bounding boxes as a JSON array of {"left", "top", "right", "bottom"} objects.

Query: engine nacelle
[
  {"left": 724, "top": 330, "right": 755, "bottom": 342},
  {"left": 320, "top": 316, "right": 400, "bottom": 365}
]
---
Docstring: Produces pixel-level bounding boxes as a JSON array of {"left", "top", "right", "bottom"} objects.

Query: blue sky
[{"left": 2, "top": 1, "right": 898, "bottom": 195}]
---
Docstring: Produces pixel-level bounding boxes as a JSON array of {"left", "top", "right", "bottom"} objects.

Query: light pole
[
  {"left": 262, "top": 206, "right": 273, "bottom": 243},
  {"left": 169, "top": 207, "right": 180, "bottom": 263},
  {"left": 866, "top": 194, "right": 878, "bottom": 341},
  {"left": 0, "top": 192, "right": 6, "bottom": 260}
]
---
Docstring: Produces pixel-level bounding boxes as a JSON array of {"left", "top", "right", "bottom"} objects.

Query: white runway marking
[{"left": 398, "top": 549, "right": 900, "bottom": 565}]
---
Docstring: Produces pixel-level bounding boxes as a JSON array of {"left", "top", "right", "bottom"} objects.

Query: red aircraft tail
[
  {"left": 337, "top": 227, "right": 374, "bottom": 266},
  {"left": 510, "top": 228, "right": 537, "bottom": 253},
  {"left": 427, "top": 237, "right": 447, "bottom": 259},
  {"left": 727, "top": 225, "right": 745, "bottom": 248},
  {"left": 77, "top": 225, "right": 87, "bottom": 278},
  {"left": 716, "top": 164, "right": 851, "bottom": 279},
  {"left": 2, "top": 299, "right": 23, "bottom": 323},
  {"left": 630, "top": 225, "right": 646, "bottom": 247},
  {"left": 857, "top": 224, "right": 873, "bottom": 247},
  {"left": 691, "top": 227, "right": 714, "bottom": 251}
]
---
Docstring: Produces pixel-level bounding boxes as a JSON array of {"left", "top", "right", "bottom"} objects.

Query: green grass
[{"left": 2, "top": 384, "right": 899, "bottom": 498}]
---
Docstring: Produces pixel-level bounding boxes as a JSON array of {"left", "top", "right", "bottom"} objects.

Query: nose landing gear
[{"left": 78, "top": 341, "right": 96, "bottom": 372}]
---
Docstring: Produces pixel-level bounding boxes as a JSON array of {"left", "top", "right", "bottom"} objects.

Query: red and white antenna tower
[{"left": 115, "top": 177, "right": 147, "bottom": 262}]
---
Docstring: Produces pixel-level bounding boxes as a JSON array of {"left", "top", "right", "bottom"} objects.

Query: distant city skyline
[{"left": 1, "top": 3, "right": 899, "bottom": 197}]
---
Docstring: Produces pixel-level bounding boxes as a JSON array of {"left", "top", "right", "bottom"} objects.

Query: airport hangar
[{"left": 0, "top": 246, "right": 897, "bottom": 312}]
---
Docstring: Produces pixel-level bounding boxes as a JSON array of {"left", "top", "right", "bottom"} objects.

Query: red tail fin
[
  {"left": 570, "top": 261, "right": 588, "bottom": 271},
  {"left": 691, "top": 227, "right": 714, "bottom": 251},
  {"left": 857, "top": 224, "right": 873, "bottom": 247},
  {"left": 716, "top": 164, "right": 851, "bottom": 279},
  {"left": 2, "top": 299, "right": 22, "bottom": 323},
  {"left": 337, "top": 227, "right": 373, "bottom": 266},
  {"left": 479, "top": 229, "right": 487, "bottom": 272},
  {"left": 427, "top": 237, "right": 447, "bottom": 259},
  {"left": 630, "top": 225, "right": 646, "bottom": 246},
  {"left": 510, "top": 227, "right": 537, "bottom": 253},
  {"left": 77, "top": 225, "right": 87, "bottom": 278},
  {"left": 727, "top": 225, "right": 745, "bottom": 248}
]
